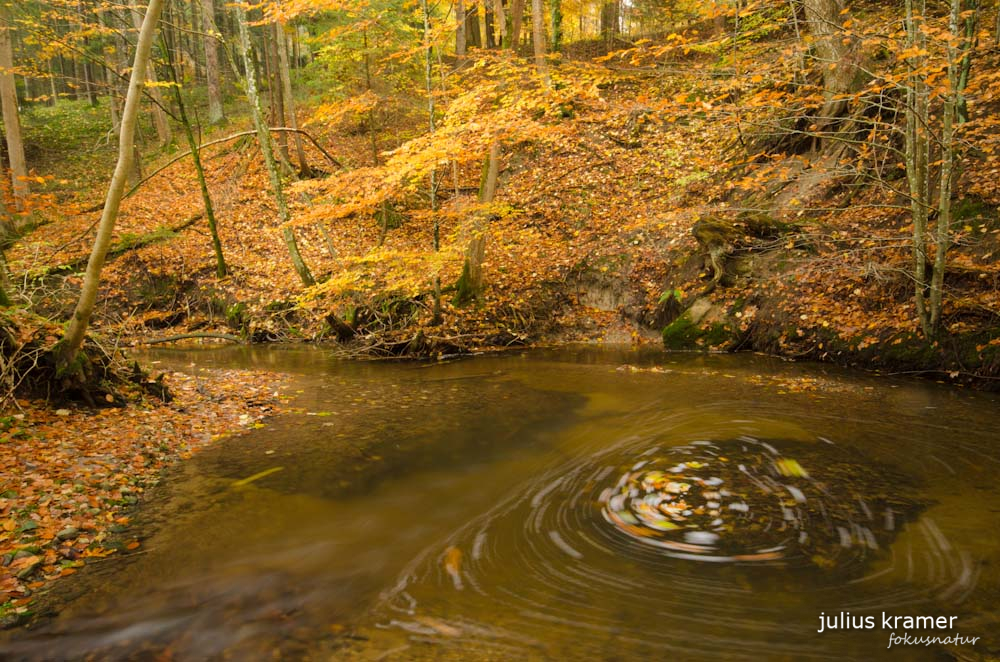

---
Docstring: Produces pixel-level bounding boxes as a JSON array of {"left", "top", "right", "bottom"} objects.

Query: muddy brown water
[{"left": 3, "top": 347, "right": 1000, "bottom": 661}]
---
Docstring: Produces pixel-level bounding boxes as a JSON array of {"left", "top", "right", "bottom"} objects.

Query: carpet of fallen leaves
[{"left": 0, "top": 368, "right": 287, "bottom": 618}]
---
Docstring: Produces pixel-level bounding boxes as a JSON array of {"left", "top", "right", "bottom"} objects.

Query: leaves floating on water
[
  {"left": 231, "top": 466, "right": 284, "bottom": 488},
  {"left": 775, "top": 458, "right": 809, "bottom": 478},
  {"left": 444, "top": 546, "right": 463, "bottom": 590},
  {"left": 600, "top": 438, "right": 926, "bottom": 568}
]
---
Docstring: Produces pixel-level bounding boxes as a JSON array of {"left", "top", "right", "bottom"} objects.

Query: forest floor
[{"left": 0, "top": 367, "right": 288, "bottom": 623}]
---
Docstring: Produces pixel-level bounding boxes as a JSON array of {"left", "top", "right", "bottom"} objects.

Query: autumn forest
[{"left": 1, "top": 0, "right": 1000, "bottom": 658}]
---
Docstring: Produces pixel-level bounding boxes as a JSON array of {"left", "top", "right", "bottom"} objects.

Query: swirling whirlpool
[
  {"left": 374, "top": 432, "right": 977, "bottom": 659},
  {"left": 599, "top": 438, "right": 923, "bottom": 566}
]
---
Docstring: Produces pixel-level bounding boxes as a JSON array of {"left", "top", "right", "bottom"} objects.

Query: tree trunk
[
  {"left": 454, "top": 143, "right": 499, "bottom": 306},
  {"left": 601, "top": 1, "right": 619, "bottom": 43},
  {"left": 201, "top": 0, "right": 225, "bottom": 124},
  {"left": 420, "top": 0, "right": 442, "bottom": 324},
  {"left": 456, "top": 0, "right": 467, "bottom": 59},
  {"left": 466, "top": 3, "right": 482, "bottom": 48},
  {"left": 164, "top": 28, "right": 228, "bottom": 279},
  {"left": 263, "top": 24, "right": 290, "bottom": 165},
  {"left": 802, "top": 0, "right": 863, "bottom": 123},
  {"left": 510, "top": 0, "right": 525, "bottom": 50},
  {"left": 485, "top": 0, "right": 496, "bottom": 48},
  {"left": 494, "top": 0, "right": 508, "bottom": 47},
  {"left": 59, "top": 0, "right": 166, "bottom": 372},
  {"left": 0, "top": 1, "right": 28, "bottom": 209},
  {"left": 905, "top": 0, "right": 931, "bottom": 337},
  {"left": 275, "top": 18, "right": 309, "bottom": 175},
  {"left": 48, "top": 59, "right": 59, "bottom": 105},
  {"left": 234, "top": 0, "right": 314, "bottom": 287},
  {"left": 549, "top": 0, "right": 562, "bottom": 51},
  {"left": 531, "top": 0, "right": 549, "bottom": 84},
  {"left": 130, "top": 3, "right": 172, "bottom": 147}
]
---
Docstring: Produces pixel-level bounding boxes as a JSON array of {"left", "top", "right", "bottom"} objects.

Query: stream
[{"left": 3, "top": 347, "right": 1000, "bottom": 660}]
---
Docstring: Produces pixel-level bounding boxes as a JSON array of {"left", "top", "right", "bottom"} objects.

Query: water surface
[{"left": 3, "top": 347, "right": 999, "bottom": 660}]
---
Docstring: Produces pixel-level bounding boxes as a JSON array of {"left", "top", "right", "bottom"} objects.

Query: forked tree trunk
[
  {"left": 234, "top": 0, "right": 314, "bottom": 287},
  {"left": 59, "top": 0, "right": 166, "bottom": 372}
]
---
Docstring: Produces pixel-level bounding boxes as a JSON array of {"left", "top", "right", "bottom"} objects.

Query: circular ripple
[
  {"left": 599, "top": 438, "right": 924, "bottom": 567},
  {"left": 372, "top": 421, "right": 976, "bottom": 660}
]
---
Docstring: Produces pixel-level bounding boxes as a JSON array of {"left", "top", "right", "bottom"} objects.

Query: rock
[
  {"left": 56, "top": 526, "right": 79, "bottom": 541},
  {"left": 662, "top": 297, "right": 738, "bottom": 351},
  {"left": 55, "top": 408, "right": 70, "bottom": 416},
  {"left": 686, "top": 298, "right": 714, "bottom": 324}
]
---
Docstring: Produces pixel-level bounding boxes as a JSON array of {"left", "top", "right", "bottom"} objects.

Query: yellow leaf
[
  {"left": 231, "top": 466, "right": 284, "bottom": 488},
  {"left": 775, "top": 459, "right": 809, "bottom": 478}
]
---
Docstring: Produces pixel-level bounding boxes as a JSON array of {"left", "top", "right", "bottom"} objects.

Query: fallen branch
[
  {"left": 136, "top": 332, "right": 244, "bottom": 345},
  {"left": 48, "top": 213, "right": 204, "bottom": 274}
]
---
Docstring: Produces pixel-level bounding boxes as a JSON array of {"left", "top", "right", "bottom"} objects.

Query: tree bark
[
  {"left": 549, "top": 0, "right": 562, "bottom": 51},
  {"left": 0, "top": 0, "right": 28, "bottom": 209},
  {"left": 201, "top": 0, "right": 225, "bottom": 124},
  {"left": 531, "top": 0, "right": 549, "bottom": 84},
  {"left": 234, "top": 0, "right": 314, "bottom": 287},
  {"left": 420, "top": 0, "right": 442, "bottom": 324},
  {"left": 494, "top": 0, "right": 507, "bottom": 47},
  {"left": 510, "top": 0, "right": 525, "bottom": 50},
  {"left": 466, "top": 2, "right": 482, "bottom": 48},
  {"left": 130, "top": 3, "right": 172, "bottom": 147},
  {"left": 802, "top": 0, "right": 863, "bottom": 119},
  {"left": 59, "top": 0, "right": 166, "bottom": 372},
  {"left": 163, "top": 28, "right": 228, "bottom": 279},
  {"left": 454, "top": 143, "right": 499, "bottom": 306},
  {"left": 456, "top": 0, "right": 467, "bottom": 59},
  {"left": 274, "top": 18, "right": 309, "bottom": 175},
  {"left": 485, "top": 0, "right": 496, "bottom": 48},
  {"left": 263, "top": 24, "right": 290, "bottom": 165},
  {"left": 601, "top": 1, "right": 619, "bottom": 43}
]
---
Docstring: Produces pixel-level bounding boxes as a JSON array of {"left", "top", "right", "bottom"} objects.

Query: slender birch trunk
[
  {"left": 234, "top": 0, "right": 314, "bottom": 287},
  {"left": 59, "top": 0, "right": 166, "bottom": 371},
  {"left": 130, "top": 3, "right": 171, "bottom": 147},
  {"left": 419, "top": 0, "right": 442, "bottom": 324},
  {"left": 163, "top": 32, "right": 228, "bottom": 279}
]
